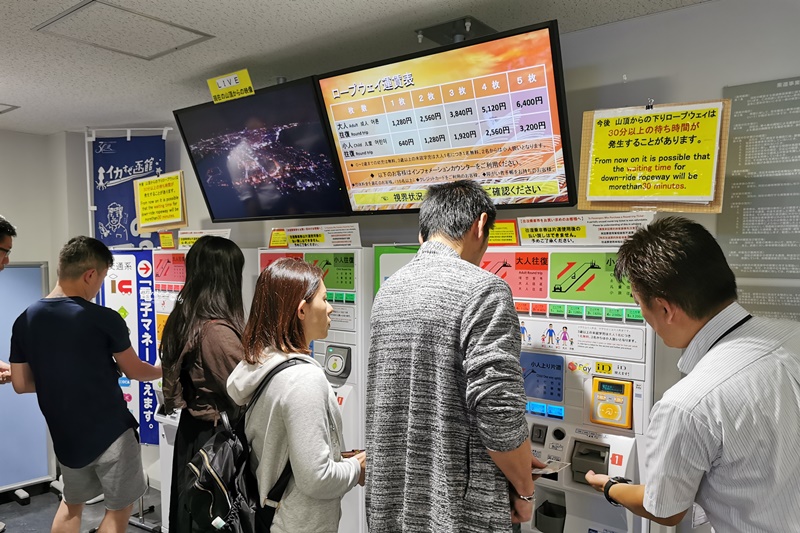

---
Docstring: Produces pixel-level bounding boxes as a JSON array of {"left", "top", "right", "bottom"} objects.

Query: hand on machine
[
  {"left": 531, "top": 460, "right": 571, "bottom": 476},
  {"left": 0, "top": 360, "right": 11, "bottom": 385},
  {"left": 509, "top": 456, "right": 549, "bottom": 524}
]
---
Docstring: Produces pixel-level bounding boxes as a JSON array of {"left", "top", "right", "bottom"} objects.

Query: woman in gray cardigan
[{"left": 227, "top": 258, "right": 365, "bottom": 532}]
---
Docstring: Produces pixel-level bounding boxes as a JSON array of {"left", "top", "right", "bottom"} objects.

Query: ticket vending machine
[
  {"left": 375, "top": 243, "right": 709, "bottom": 533},
  {"left": 259, "top": 247, "right": 372, "bottom": 533},
  {"left": 506, "top": 246, "right": 712, "bottom": 533},
  {"left": 465, "top": 245, "right": 650, "bottom": 533}
]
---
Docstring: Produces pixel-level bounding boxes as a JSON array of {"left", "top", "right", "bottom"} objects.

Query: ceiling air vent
[{"left": 33, "top": 0, "right": 213, "bottom": 60}]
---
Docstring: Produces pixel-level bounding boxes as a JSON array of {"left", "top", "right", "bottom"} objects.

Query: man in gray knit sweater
[{"left": 366, "top": 180, "right": 544, "bottom": 532}]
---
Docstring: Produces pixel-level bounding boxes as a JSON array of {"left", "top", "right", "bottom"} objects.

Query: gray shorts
[{"left": 59, "top": 429, "right": 147, "bottom": 510}]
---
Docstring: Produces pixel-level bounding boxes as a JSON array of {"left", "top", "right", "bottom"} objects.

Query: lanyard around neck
[{"left": 708, "top": 314, "right": 753, "bottom": 352}]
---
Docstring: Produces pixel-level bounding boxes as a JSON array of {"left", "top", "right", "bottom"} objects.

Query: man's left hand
[
  {"left": 584, "top": 469, "right": 610, "bottom": 492},
  {"left": 0, "top": 360, "right": 11, "bottom": 385}
]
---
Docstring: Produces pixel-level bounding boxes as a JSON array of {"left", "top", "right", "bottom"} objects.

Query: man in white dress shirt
[{"left": 585, "top": 216, "right": 800, "bottom": 533}]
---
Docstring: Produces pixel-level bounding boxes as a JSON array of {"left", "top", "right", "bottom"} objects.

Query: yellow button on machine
[
  {"left": 599, "top": 403, "right": 621, "bottom": 420},
  {"left": 590, "top": 377, "right": 633, "bottom": 429}
]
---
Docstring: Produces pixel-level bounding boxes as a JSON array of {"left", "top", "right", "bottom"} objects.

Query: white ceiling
[{"left": 0, "top": 0, "right": 708, "bottom": 136}]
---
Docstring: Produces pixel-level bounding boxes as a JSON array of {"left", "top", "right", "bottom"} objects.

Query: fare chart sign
[{"left": 318, "top": 26, "right": 571, "bottom": 211}]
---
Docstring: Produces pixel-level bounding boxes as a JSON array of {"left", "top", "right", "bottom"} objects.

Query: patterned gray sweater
[{"left": 366, "top": 240, "right": 529, "bottom": 532}]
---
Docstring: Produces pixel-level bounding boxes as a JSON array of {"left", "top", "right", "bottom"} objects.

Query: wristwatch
[{"left": 603, "top": 476, "right": 631, "bottom": 506}]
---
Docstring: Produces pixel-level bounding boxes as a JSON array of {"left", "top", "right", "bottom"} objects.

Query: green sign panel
[
  {"left": 586, "top": 306, "right": 604, "bottom": 318},
  {"left": 625, "top": 308, "right": 644, "bottom": 322},
  {"left": 305, "top": 253, "right": 355, "bottom": 290},
  {"left": 567, "top": 305, "right": 585, "bottom": 317},
  {"left": 548, "top": 252, "right": 634, "bottom": 304},
  {"left": 373, "top": 245, "right": 420, "bottom": 295}
]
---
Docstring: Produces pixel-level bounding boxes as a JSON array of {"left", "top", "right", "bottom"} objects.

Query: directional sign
[
  {"left": 137, "top": 260, "right": 152, "bottom": 277},
  {"left": 549, "top": 252, "right": 633, "bottom": 304}
]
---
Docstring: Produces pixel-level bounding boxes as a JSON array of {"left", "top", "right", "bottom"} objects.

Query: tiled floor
[{"left": 0, "top": 487, "right": 162, "bottom": 533}]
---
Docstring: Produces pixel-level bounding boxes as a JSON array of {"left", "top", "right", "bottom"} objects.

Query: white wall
[{"left": 0, "top": 130, "right": 56, "bottom": 274}]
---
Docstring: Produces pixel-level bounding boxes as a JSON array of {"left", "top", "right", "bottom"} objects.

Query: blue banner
[
  {"left": 98, "top": 249, "right": 159, "bottom": 445},
  {"left": 93, "top": 136, "right": 165, "bottom": 248}
]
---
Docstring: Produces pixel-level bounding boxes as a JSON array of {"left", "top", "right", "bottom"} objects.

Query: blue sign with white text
[
  {"left": 98, "top": 249, "right": 159, "bottom": 445},
  {"left": 93, "top": 136, "right": 165, "bottom": 248}
]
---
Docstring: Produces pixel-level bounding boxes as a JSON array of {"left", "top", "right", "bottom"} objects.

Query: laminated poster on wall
[
  {"left": 285, "top": 223, "right": 362, "bottom": 249},
  {"left": 581, "top": 101, "right": 727, "bottom": 207},
  {"left": 177, "top": 228, "right": 231, "bottom": 249},
  {"left": 133, "top": 170, "right": 188, "bottom": 232},
  {"left": 517, "top": 212, "right": 654, "bottom": 247}
]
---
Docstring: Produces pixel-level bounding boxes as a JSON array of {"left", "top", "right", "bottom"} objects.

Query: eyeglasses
[{"left": 0, "top": 246, "right": 11, "bottom": 258}]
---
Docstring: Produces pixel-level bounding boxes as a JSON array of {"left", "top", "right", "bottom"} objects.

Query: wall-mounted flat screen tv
[
  {"left": 174, "top": 78, "right": 351, "bottom": 222},
  {"left": 317, "top": 20, "right": 576, "bottom": 213}
]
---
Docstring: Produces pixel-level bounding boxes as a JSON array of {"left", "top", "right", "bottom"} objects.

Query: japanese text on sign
[
  {"left": 136, "top": 172, "right": 183, "bottom": 227},
  {"left": 207, "top": 69, "right": 255, "bottom": 104},
  {"left": 586, "top": 103, "right": 724, "bottom": 202}
]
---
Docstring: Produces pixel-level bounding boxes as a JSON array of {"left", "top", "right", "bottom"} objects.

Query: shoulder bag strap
[
  {"left": 267, "top": 461, "right": 294, "bottom": 505},
  {"left": 250, "top": 358, "right": 311, "bottom": 505},
  {"left": 245, "top": 358, "right": 311, "bottom": 416}
]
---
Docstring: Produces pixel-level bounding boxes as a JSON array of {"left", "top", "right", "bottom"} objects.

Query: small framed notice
[
  {"left": 578, "top": 100, "right": 730, "bottom": 213},
  {"left": 133, "top": 171, "right": 188, "bottom": 231}
]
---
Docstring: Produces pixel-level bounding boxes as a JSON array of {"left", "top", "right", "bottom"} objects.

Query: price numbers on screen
[
  {"left": 519, "top": 121, "right": 547, "bottom": 132},
  {"left": 453, "top": 130, "right": 477, "bottom": 141},
  {"left": 485, "top": 126, "right": 511, "bottom": 137},
  {"left": 419, "top": 112, "right": 442, "bottom": 123},
  {"left": 517, "top": 96, "right": 544, "bottom": 109},
  {"left": 449, "top": 107, "right": 474, "bottom": 119},
  {"left": 481, "top": 102, "right": 507, "bottom": 114}
]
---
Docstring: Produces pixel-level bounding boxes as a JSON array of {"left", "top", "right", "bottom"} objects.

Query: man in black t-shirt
[{"left": 10, "top": 236, "right": 162, "bottom": 533}]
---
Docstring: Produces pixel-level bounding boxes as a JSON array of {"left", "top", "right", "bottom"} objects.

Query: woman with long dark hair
[
  {"left": 160, "top": 235, "right": 246, "bottom": 532},
  {"left": 227, "top": 257, "right": 365, "bottom": 532}
]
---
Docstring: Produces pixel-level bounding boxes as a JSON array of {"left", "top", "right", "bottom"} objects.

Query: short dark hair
[
  {"left": 419, "top": 180, "right": 496, "bottom": 242},
  {"left": 615, "top": 216, "right": 737, "bottom": 320},
  {"left": 0, "top": 216, "right": 17, "bottom": 239},
  {"left": 58, "top": 236, "right": 113, "bottom": 280},
  {"left": 242, "top": 258, "right": 323, "bottom": 363}
]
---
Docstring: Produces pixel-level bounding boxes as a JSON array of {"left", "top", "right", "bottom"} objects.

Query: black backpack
[{"left": 185, "top": 358, "right": 309, "bottom": 532}]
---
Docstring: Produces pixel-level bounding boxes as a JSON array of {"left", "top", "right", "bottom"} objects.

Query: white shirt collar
[{"left": 678, "top": 302, "right": 750, "bottom": 374}]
